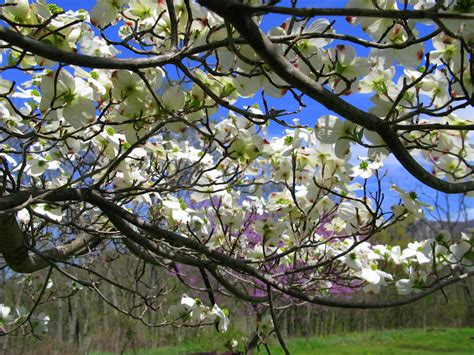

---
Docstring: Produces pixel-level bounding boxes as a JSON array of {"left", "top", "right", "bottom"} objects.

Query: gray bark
[{"left": 0, "top": 213, "right": 98, "bottom": 273}]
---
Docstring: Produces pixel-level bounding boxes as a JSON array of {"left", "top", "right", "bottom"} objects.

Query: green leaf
[{"left": 47, "top": 3, "right": 64, "bottom": 14}]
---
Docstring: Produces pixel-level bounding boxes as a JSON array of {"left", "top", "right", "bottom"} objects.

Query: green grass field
[
  {"left": 99, "top": 328, "right": 474, "bottom": 354},
  {"left": 268, "top": 328, "right": 474, "bottom": 354}
]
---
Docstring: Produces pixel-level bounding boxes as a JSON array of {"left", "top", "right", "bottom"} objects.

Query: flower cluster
[{"left": 169, "top": 295, "right": 230, "bottom": 332}]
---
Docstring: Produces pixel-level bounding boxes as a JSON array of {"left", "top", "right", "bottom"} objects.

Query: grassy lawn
[
  {"left": 96, "top": 328, "right": 474, "bottom": 354},
  {"left": 268, "top": 328, "right": 474, "bottom": 354}
]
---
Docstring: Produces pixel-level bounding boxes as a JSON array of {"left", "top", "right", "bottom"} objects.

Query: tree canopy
[{"left": 0, "top": 0, "right": 473, "bottom": 349}]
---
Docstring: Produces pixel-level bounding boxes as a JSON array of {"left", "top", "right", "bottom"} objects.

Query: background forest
[{"left": 2, "top": 219, "right": 473, "bottom": 354}]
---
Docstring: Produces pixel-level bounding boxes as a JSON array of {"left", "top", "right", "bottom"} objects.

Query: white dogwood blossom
[{"left": 169, "top": 295, "right": 230, "bottom": 332}]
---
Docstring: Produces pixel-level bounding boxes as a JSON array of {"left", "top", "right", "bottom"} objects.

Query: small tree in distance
[{"left": 0, "top": 0, "right": 473, "bottom": 351}]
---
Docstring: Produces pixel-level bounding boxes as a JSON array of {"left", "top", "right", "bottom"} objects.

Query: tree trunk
[{"left": 57, "top": 297, "right": 64, "bottom": 343}]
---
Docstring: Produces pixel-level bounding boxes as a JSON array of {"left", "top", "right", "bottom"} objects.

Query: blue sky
[{"left": 7, "top": 0, "right": 474, "bottom": 221}]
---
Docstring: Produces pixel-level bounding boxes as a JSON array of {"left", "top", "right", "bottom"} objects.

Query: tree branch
[
  {"left": 198, "top": 0, "right": 474, "bottom": 194},
  {"left": 0, "top": 213, "right": 99, "bottom": 273},
  {"left": 0, "top": 26, "right": 179, "bottom": 70},
  {"left": 221, "top": 3, "right": 474, "bottom": 21},
  {"left": 0, "top": 188, "right": 472, "bottom": 309}
]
